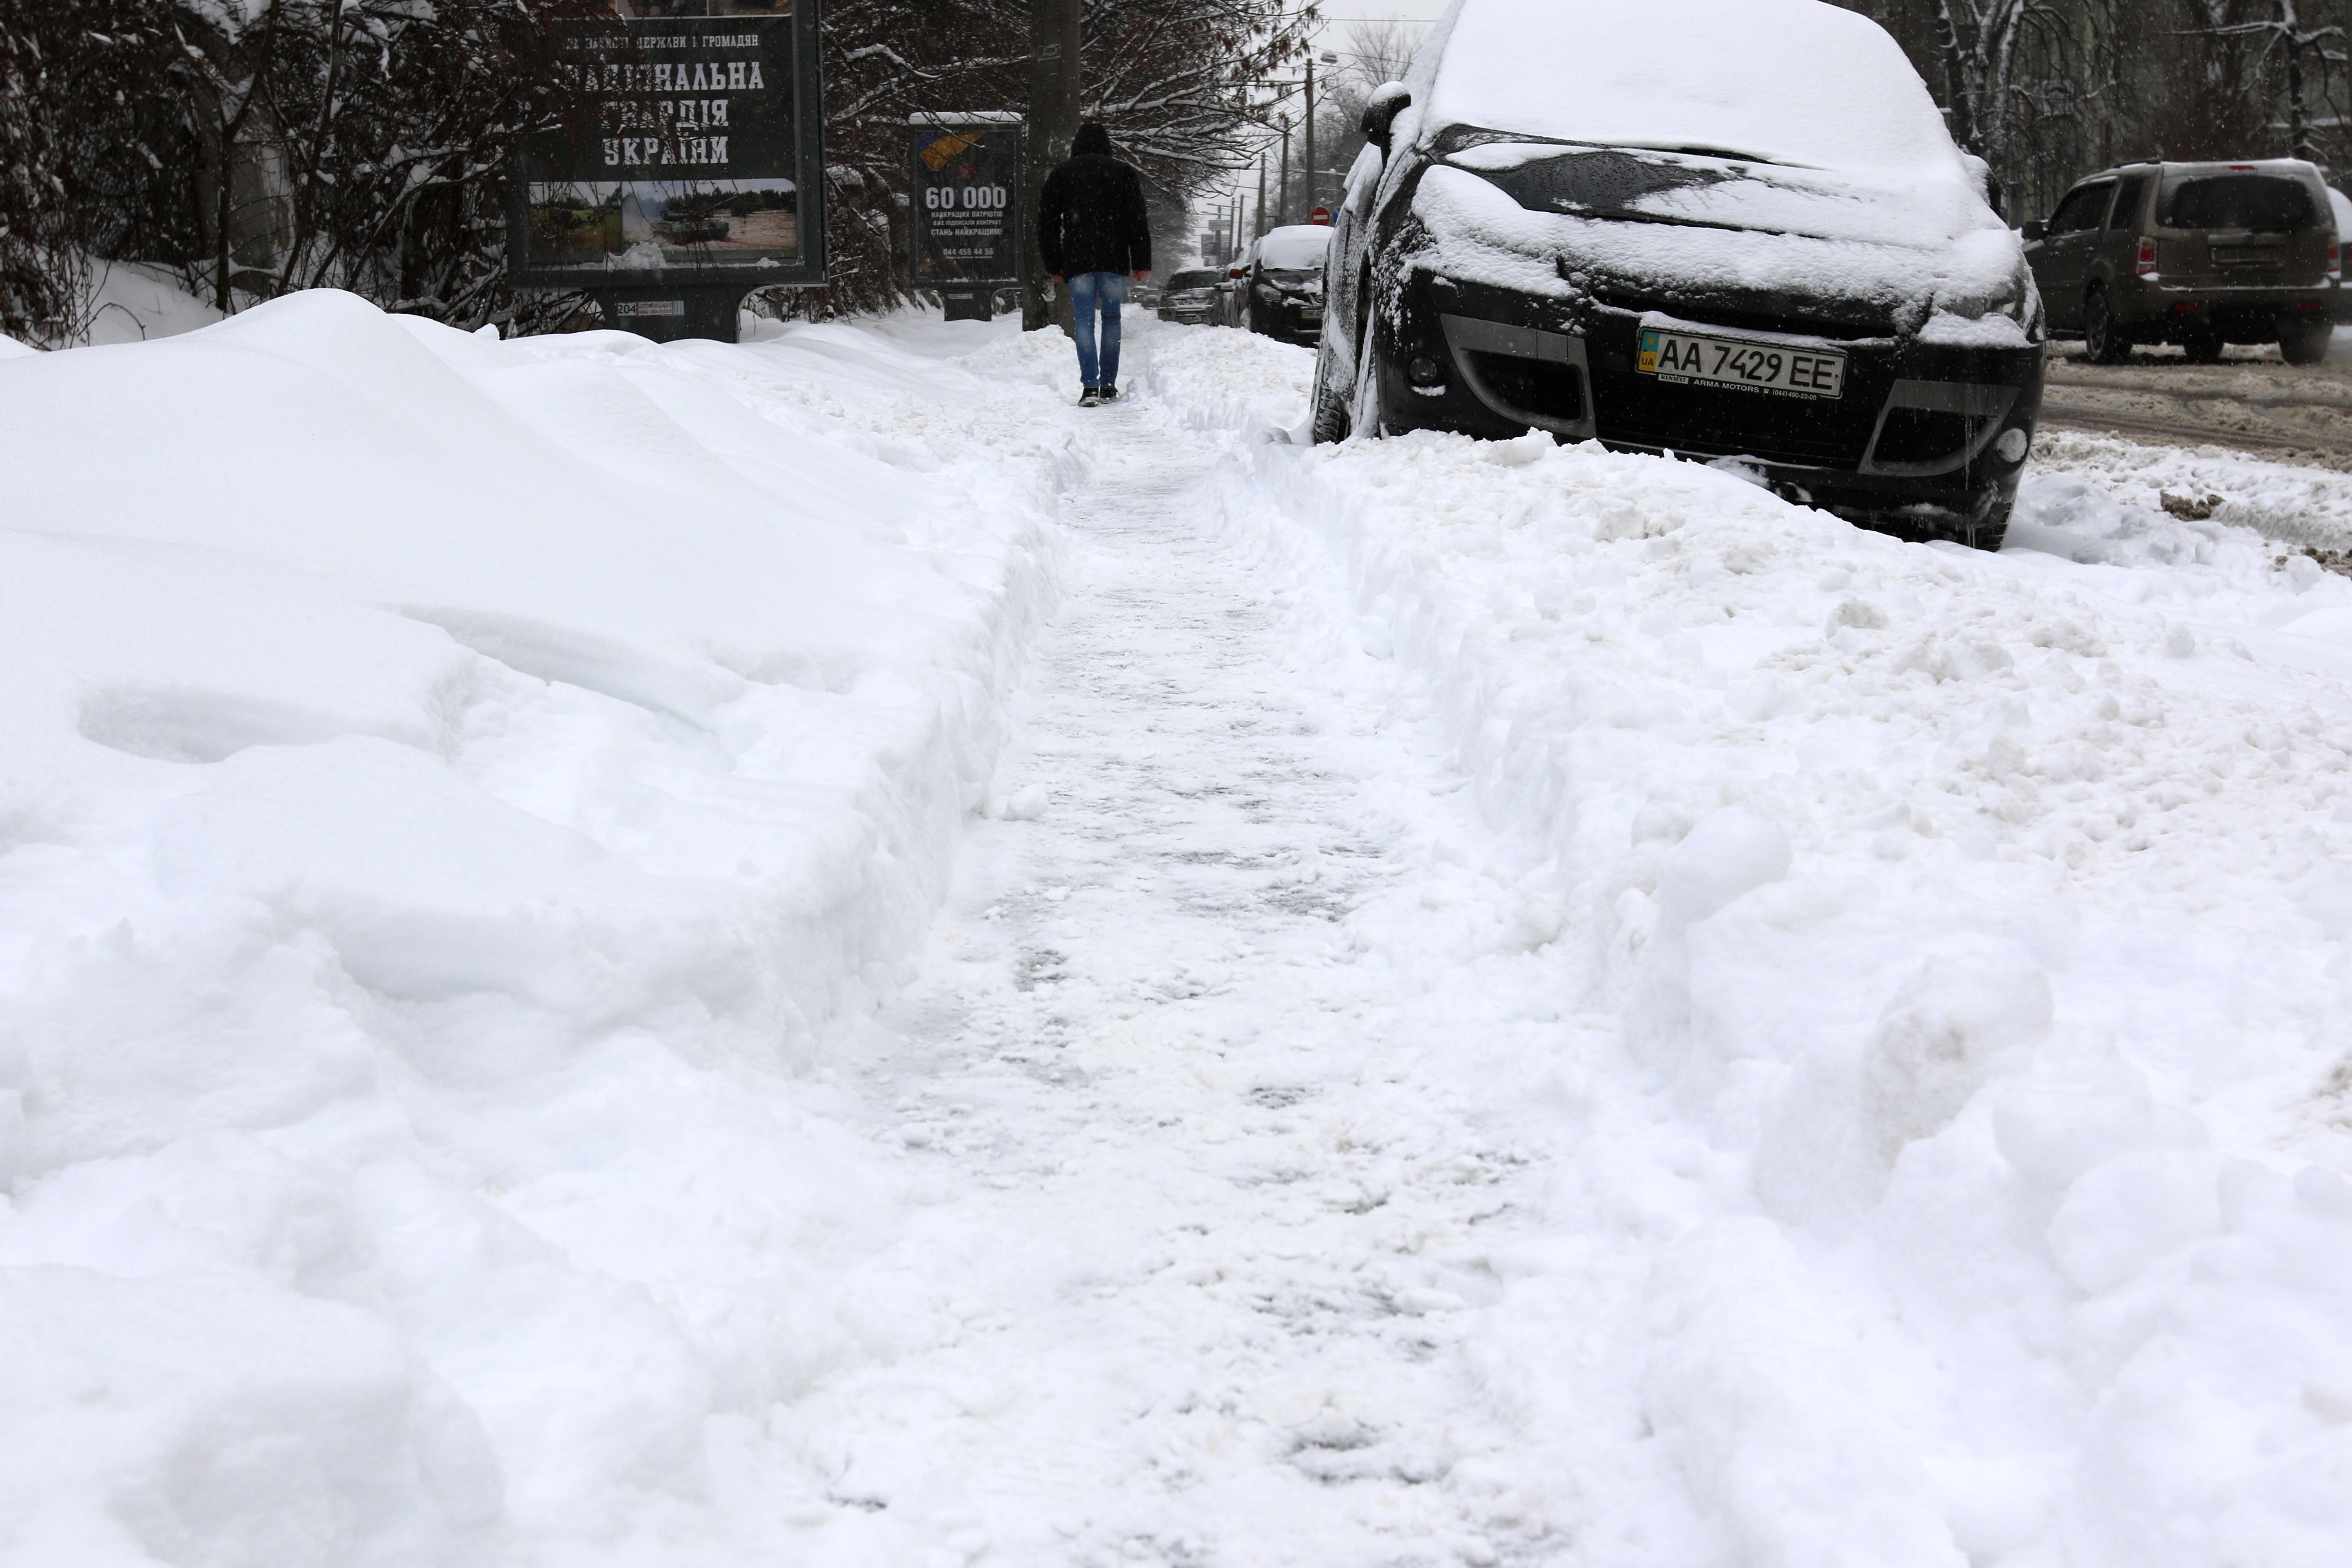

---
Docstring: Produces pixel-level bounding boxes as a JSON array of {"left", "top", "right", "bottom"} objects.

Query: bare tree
[
  {"left": 2185, "top": 0, "right": 2348, "bottom": 161},
  {"left": 796, "top": 0, "right": 1318, "bottom": 320}
]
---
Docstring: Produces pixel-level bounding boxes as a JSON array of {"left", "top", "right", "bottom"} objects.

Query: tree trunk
[{"left": 1024, "top": 0, "right": 1083, "bottom": 333}]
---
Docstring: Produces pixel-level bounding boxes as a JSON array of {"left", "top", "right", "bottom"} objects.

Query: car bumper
[
  {"left": 1381, "top": 277, "right": 2043, "bottom": 539},
  {"left": 1255, "top": 299, "right": 1324, "bottom": 344},
  {"left": 2112, "top": 278, "right": 2336, "bottom": 336}
]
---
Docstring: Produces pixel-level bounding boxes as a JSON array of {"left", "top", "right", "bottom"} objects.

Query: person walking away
[{"left": 1038, "top": 122, "right": 1152, "bottom": 406}]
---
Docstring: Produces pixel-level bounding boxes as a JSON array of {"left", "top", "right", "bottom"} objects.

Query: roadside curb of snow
[{"left": 1173, "top": 389, "right": 2352, "bottom": 1566}]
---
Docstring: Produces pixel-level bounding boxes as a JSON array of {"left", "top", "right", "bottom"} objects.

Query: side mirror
[
  {"left": 2021, "top": 219, "right": 2046, "bottom": 242},
  {"left": 1361, "top": 82, "right": 1412, "bottom": 154}
]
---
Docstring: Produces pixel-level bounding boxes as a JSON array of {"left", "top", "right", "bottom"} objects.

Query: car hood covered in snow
[{"left": 1400, "top": 0, "right": 2034, "bottom": 339}]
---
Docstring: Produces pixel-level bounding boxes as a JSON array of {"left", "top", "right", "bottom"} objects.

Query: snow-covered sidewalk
[
  {"left": 8, "top": 299, "right": 2352, "bottom": 1568},
  {"left": 773, "top": 393, "right": 1585, "bottom": 1563}
]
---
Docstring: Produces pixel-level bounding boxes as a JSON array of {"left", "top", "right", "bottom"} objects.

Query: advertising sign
[
  {"left": 909, "top": 116, "right": 1025, "bottom": 288},
  {"left": 509, "top": 0, "right": 826, "bottom": 306}
]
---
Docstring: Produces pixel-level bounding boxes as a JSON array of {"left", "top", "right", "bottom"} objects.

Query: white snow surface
[
  {"left": 1141, "top": 322, "right": 2352, "bottom": 1568},
  {"left": 0, "top": 294, "right": 1074, "bottom": 1565},
  {"left": 8, "top": 300, "right": 2352, "bottom": 1568}
]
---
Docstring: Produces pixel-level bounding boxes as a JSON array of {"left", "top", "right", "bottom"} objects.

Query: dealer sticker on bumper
[{"left": 1638, "top": 328, "right": 1846, "bottom": 399}]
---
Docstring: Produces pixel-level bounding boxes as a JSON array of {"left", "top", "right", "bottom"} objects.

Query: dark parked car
[
  {"left": 1157, "top": 269, "right": 1225, "bottom": 325},
  {"left": 1244, "top": 225, "right": 1334, "bottom": 344},
  {"left": 2024, "top": 159, "right": 2340, "bottom": 364},
  {"left": 1219, "top": 238, "right": 1258, "bottom": 328},
  {"left": 1313, "top": 0, "right": 2046, "bottom": 551}
]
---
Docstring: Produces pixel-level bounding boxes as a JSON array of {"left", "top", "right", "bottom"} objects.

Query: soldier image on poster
[{"left": 910, "top": 116, "right": 1025, "bottom": 290}]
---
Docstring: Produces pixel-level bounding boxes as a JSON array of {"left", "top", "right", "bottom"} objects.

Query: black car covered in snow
[
  {"left": 1158, "top": 268, "right": 1227, "bottom": 325},
  {"left": 1312, "top": 0, "right": 2047, "bottom": 550},
  {"left": 1245, "top": 225, "right": 1335, "bottom": 344}
]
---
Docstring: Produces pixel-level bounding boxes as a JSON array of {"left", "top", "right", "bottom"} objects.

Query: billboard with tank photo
[
  {"left": 527, "top": 179, "right": 799, "bottom": 264},
  {"left": 509, "top": 1, "right": 824, "bottom": 291}
]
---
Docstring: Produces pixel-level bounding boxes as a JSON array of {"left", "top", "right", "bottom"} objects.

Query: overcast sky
[
  {"left": 1307, "top": 0, "right": 1448, "bottom": 54},
  {"left": 1184, "top": 2, "right": 1449, "bottom": 241}
]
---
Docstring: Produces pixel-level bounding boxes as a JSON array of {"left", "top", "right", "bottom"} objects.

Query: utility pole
[
  {"left": 1023, "top": 0, "right": 1082, "bottom": 332},
  {"left": 1255, "top": 153, "right": 1268, "bottom": 239},
  {"left": 1303, "top": 55, "right": 1317, "bottom": 217},
  {"left": 1278, "top": 113, "right": 1292, "bottom": 227}
]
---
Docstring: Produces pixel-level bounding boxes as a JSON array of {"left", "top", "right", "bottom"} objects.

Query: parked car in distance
[
  {"left": 1158, "top": 269, "right": 1225, "bottom": 324},
  {"left": 1245, "top": 225, "right": 1335, "bottom": 344},
  {"left": 1220, "top": 239, "right": 1259, "bottom": 328},
  {"left": 2024, "top": 159, "right": 2340, "bottom": 364},
  {"left": 1314, "top": 0, "right": 2044, "bottom": 551}
]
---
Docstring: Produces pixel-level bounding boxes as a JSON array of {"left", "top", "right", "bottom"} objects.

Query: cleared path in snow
[{"left": 802, "top": 389, "right": 1585, "bottom": 1566}]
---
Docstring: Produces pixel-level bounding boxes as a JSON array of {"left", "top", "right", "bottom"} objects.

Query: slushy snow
[{"left": 4, "top": 295, "right": 2352, "bottom": 1567}]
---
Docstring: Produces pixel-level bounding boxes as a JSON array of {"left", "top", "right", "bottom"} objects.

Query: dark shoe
[
  {"left": 1079, "top": 386, "right": 1103, "bottom": 407},
  {"left": 1100, "top": 385, "right": 1120, "bottom": 401}
]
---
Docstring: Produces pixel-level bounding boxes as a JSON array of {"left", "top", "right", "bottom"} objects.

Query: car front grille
[
  {"left": 1439, "top": 309, "right": 2022, "bottom": 476},
  {"left": 1581, "top": 316, "right": 1886, "bottom": 465}
]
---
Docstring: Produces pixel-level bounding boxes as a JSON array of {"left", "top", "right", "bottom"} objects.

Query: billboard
[
  {"left": 509, "top": 1, "right": 826, "bottom": 294},
  {"left": 909, "top": 116, "right": 1025, "bottom": 289}
]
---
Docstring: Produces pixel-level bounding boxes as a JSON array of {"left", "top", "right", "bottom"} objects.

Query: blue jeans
[{"left": 1068, "top": 271, "right": 1126, "bottom": 388}]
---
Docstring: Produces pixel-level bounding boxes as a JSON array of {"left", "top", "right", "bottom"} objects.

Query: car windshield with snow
[{"left": 1313, "top": 0, "right": 2046, "bottom": 549}]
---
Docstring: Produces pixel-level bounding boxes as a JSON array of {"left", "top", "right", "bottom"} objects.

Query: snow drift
[
  {"left": 1145, "top": 323, "right": 2352, "bottom": 1568},
  {"left": 0, "top": 294, "right": 1075, "bottom": 1565}
]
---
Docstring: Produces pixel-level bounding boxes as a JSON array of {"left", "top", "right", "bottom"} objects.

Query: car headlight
[
  {"left": 1933, "top": 263, "right": 2039, "bottom": 333},
  {"left": 1256, "top": 283, "right": 1281, "bottom": 302}
]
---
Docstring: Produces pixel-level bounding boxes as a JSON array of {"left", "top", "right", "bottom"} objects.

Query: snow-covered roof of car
[
  {"left": 1256, "top": 226, "right": 1334, "bottom": 270},
  {"left": 1413, "top": 0, "right": 1959, "bottom": 175}
]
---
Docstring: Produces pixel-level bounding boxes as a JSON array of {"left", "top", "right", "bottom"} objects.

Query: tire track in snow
[{"left": 799, "top": 384, "right": 1581, "bottom": 1567}]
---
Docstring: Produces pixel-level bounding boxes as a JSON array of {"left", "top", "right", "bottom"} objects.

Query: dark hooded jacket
[{"left": 1038, "top": 125, "right": 1152, "bottom": 277}]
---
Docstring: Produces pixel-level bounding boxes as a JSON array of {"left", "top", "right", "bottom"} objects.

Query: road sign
[
  {"left": 507, "top": 1, "right": 827, "bottom": 340},
  {"left": 910, "top": 113, "right": 1026, "bottom": 320},
  {"left": 1309, "top": 206, "right": 1333, "bottom": 226}
]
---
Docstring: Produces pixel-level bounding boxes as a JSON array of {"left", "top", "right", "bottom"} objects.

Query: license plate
[
  {"left": 1301, "top": 306, "right": 1323, "bottom": 322},
  {"left": 1638, "top": 328, "right": 1846, "bottom": 398}
]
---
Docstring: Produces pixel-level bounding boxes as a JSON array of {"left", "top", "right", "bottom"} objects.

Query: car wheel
[
  {"left": 2083, "top": 288, "right": 2128, "bottom": 364},
  {"left": 2281, "top": 321, "right": 2333, "bottom": 365},
  {"left": 2181, "top": 328, "right": 2224, "bottom": 364},
  {"left": 1309, "top": 355, "right": 1350, "bottom": 444}
]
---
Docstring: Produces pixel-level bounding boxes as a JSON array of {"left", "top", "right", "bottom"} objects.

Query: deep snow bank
[
  {"left": 1147, "top": 323, "right": 2352, "bottom": 1568},
  {"left": 0, "top": 294, "right": 1076, "bottom": 1564}
]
